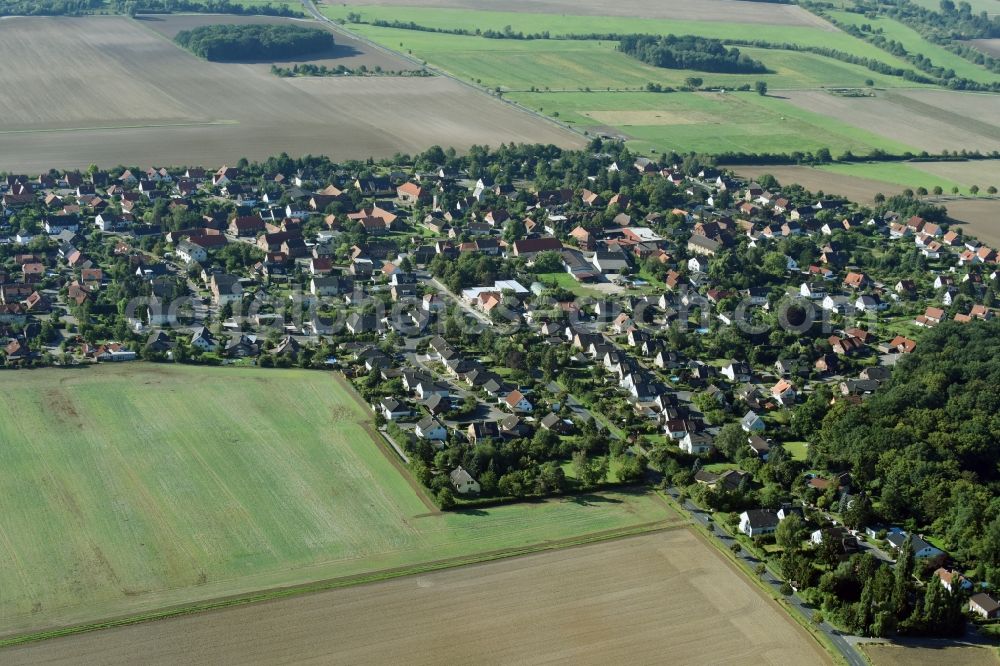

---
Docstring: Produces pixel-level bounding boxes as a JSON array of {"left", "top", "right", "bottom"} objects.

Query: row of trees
[{"left": 174, "top": 24, "right": 333, "bottom": 62}]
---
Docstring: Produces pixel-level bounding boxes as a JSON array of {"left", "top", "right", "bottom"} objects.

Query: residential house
[
  {"left": 503, "top": 389, "right": 533, "bottom": 413},
  {"left": 741, "top": 410, "right": 765, "bottom": 433},
  {"left": 450, "top": 466, "right": 480, "bottom": 494},
  {"left": 415, "top": 416, "right": 447, "bottom": 441},
  {"left": 739, "top": 510, "right": 780, "bottom": 538}
]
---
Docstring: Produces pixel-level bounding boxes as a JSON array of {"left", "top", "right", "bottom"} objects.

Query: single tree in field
[
  {"left": 916, "top": 187, "right": 928, "bottom": 196},
  {"left": 988, "top": 186, "right": 997, "bottom": 194},
  {"left": 755, "top": 80, "right": 768, "bottom": 96},
  {"left": 970, "top": 185, "right": 980, "bottom": 195},
  {"left": 932, "top": 186, "right": 943, "bottom": 195},
  {"left": 951, "top": 186, "right": 960, "bottom": 194},
  {"left": 685, "top": 77, "right": 703, "bottom": 89},
  {"left": 874, "top": 192, "right": 885, "bottom": 204}
]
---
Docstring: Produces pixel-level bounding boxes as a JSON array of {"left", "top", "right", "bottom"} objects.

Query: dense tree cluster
[
  {"left": 815, "top": 320, "right": 1000, "bottom": 576},
  {"left": 174, "top": 24, "right": 333, "bottom": 62},
  {"left": 0, "top": 0, "right": 102, "bottom": 16},
  {"left": 618, "top": 34, "right": 767, "bottom": 74}
]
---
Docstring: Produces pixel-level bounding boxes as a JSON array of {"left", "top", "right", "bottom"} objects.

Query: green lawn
[
  {"left": 507, "top": 90, "right": 916, "bottom": 156},
  {"left": 536, "top": 271, "right": 607, "bottom": 297},
  {"left": 828, "top": 10, "right": 1000, "bottom": 86},
  {"left": 782, "top": 440, "right": 810, "bottom": 462},
  {"left": 0, "top": 364, "right": 670, "bottom": 638}
]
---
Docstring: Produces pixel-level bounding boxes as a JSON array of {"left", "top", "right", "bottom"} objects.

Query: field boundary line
[
  {"left": 298, "top": 0, "right": 588, "bottom": 143},
  {"left": 0, "top": 518, "right": 685, "bottom": 650},
  {"left": 674, "top": 499, "right": 854, "bottom": 666},
  {"left": 329, "top": 371, "right": 438, "bottom": 512}
]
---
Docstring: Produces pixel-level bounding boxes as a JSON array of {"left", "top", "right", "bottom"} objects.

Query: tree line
[
  {"left": 616, "top": 34, "right": 768, "bottom": 74},
  {"left": 174, "top": 23, "right": 333, "bottom": 62}
]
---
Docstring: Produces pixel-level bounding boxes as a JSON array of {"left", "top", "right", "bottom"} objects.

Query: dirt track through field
[
  {"left": 1, "top": 529, "right": 831, "bottom": 665},
  {"left": 0, "top": 16, "right": 581, "bottom": 170},
  {"left": 332, "top": 0, "right": 837, "bottom": 28}
]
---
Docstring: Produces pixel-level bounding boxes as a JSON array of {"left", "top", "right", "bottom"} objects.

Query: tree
[
  {"left": 970, "top": 185, "right": 980, "bottom": 195},
  {"left": 437, "top": 487, "right": 455, "bottom": 510},
  {"left": 684, "top": 77, "right": 703, "bottom": 88},
  {"left": 755, "top": 80, "right": 768, "bottom": 96},
  {"left": 893, "top": 535, "right": 916, "bottom": 617},
  {"left": 775, "top": 513, "right": 808, "bottom": 551},
  {"left": 571, "top": 451, "right": 607, "bottom": 488},
  {"left": 754, "top": 562, "right": 766, "bottom": 579}
]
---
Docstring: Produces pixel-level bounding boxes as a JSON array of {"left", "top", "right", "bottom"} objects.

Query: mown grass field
[
  {"left": 828, "top": 10, "right": 1000, "bottom": 86},
  {"left": 817, "top": 161, "right": 972, "bottom": 194},
  {"left": 320, "top": 4, "right": 979, "bottom": 157},
  {"left": 0, "top": 364, "right": 672, "bottom": 638},
  {"left": 506, "top": 90, "right": 916, "bottom": 156},
  {"left": 324, "top": 4, "right": 915, "bottom": 69}
]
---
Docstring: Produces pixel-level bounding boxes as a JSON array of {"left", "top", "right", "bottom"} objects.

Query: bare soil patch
[
  {"left": 942, "top": 198, "right": 1000, "bottom": 247},
  {"left": 1, "top": 529, "right": 831, "bottom": 665},
  {"left": 968, "top": 39, "right": 1000, "bottom": 58},
  {"left": 328, "top": 0, "right": 837, "bottom": 28},
  {"left": 0, "top": 16, "right": 581, "bottom": 171},
  {"left": 781, "top": 89, "right": 1000, "bottom": 153},
  {"left": 861, "top": 642, "right": 1000, "bottom": 666},
  {"left": 735, "top": 165, "right": 908, "bottom": 203}
]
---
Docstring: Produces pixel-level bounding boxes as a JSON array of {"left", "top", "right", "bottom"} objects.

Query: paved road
[
  {"left": 664, "top": 488, "right": 868, "bottom": 666},
  {"left": 425, "top": 276, "right": 493, "bottom": 327}
]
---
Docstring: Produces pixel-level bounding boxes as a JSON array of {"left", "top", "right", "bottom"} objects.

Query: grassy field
[
  {"left": 506, "top": 90, "right": 916, "bottom": 156},
  {"left": 1, "top": 530, "right": 834, "bottom": 665},
  {"left": 860, "top": 643, "right": 1000, "bottom": 666},
  {"left": 828, "top": 10, "right": 1000, "bottom": 86},
  {"left": 0, "top": 16, "right": 579, "bottom": 171},
  {"left": 327, "top": 0, "right": 838, "bottom": 27},
  {"left": 817, "top": 162, "right": 972, "bottom": 194},
  {"left": 0, "top": 364, "right": 673, "bottom": 638},
  {"left": 324, "top": 4, "right": 912, "bottom": 69}
]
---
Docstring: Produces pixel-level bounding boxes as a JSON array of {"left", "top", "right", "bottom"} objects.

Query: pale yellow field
[
  {"left": 1, "top": 529, "right": 832, "bottom": 665},
  {"left": 0, "top": 16, "right": 580, "bottom": 171}
]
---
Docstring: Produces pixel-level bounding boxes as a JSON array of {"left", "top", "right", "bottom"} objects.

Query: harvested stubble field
[
  {"left": 0, "top": 364, "right": 670, "bottom": 639},
  {"left": 861, "top": 643, "right": 1000, "bottom": 666},
  {"left": 780, "top": 89, "right": 1000, "bottom": 154},
  {"left": 326, "top": 0, "right": 835, "bottom": 28},
  {"left": 0, "top": 16, "right": 580, "bottom": 171},
  {"left": 1, "top": 530, "right": 832, "bottom": 665}
]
